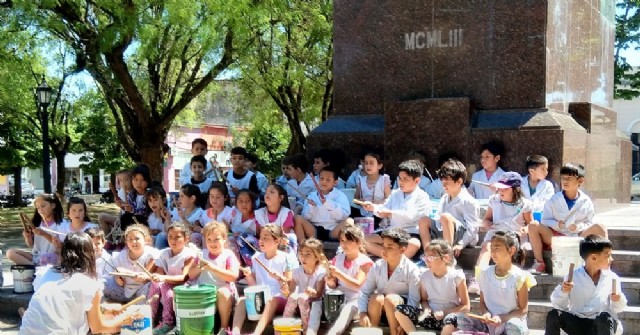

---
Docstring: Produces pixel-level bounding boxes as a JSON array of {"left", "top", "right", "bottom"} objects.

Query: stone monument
[{"left": 307, "top": 0, "right": 631, "bottom": 201}]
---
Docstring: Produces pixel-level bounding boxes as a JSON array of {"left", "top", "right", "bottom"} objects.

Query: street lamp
[{"left": 36, "top": 76, "right": 53, "bottom": 194}]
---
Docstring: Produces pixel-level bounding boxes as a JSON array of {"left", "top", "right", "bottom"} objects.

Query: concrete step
[
  {"left": 470, "top": 299, "right": 640, "bottom": 335},
  {"left": 455, "top": 247, "right": 640, "bottom": 278}
]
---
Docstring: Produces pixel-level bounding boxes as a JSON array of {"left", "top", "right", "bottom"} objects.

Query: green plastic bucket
[{"left": 174, "top": 284, "right": 217, "bottom": 335}]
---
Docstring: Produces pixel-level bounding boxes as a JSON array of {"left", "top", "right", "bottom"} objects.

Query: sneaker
[
  {"left": 153, "top": 324, "right": 173, "bottom": 335},
  {"left": 528, "top": 260, "right": 546, "bottom": 274},
  {"left": 467, "top": 277, "right": 480, "bottom": 294}
]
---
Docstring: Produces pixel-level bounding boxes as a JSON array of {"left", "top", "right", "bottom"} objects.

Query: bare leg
[
  {"left": 7, "top": 249, "right": 33, "bottom": 265},
  {"left": 365, "top": 234, "right": 384, "bottom": 257},
  {"left": 330, "top": 218, "right": 354, "bottom": 240},
  {"left": 580, "top": 223, "right": 608, "bottom": 239},
  {"left": 405, "top": 238, "right": 421, "bottom": 258},
  {"left": 231, "top": 297, "right": 246, "bottom": 335},
  {"left": 367, "top": 293, "right": 385, "bottom": 327},
  {"left": 216, "top": 287, "right": 234, "bottom": 329},
  {"left": 419, "top": 217, "right": 433, "bottom": 251},
  {"left": 384, "top": 294, "right": 404, "bottom": 335},
  {"left": 394, "top": 310, "right": 416, "bottom": 333},
  {"left": 440, "top": 213, "right": 456, "bottom": 245},
  {"left": 528, "top": 223, "right": 553, "bottom": 261},
  {"left": 442, "top": 324, "right": 457, "bottom": 335},
  {"left": 253, "top": 297, "right": 280, "bottom": 335},
  {"left": 293, "top": 215, "right": 315, "bottom": 244}
]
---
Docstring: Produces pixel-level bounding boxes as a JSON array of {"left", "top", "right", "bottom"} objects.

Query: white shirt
[
  {"left": 420, "top": 267, "right": 465, "bottom": 312},
  {"left": 301, "top": 188, "right": 350, "bottom": 231},
  {"left": 190, "top": 177, "right": 213, "bottom": 195},
  {"left": 96, "top": 249, "right": 113, "bottom": 285},
  {"left": 111, "top": 246, "right": 157, "bottom": 298},
  {"left": 291, "top": 266, "right": 326, "bottom": 295},
  {"left": 32, "top": 221, "right": 58, "bottom": 265},
  {"left": 374, "top": 187, "right": 431, "bottom": 234},
  {"left": 172, "top": 207, "right": 205, "bottom": 227},
  {"left": 331, "top": 253, "right": 373, "bottom": 301},
  {"left": 199, "top": 206, "right": 233, "bottom": 226},
  {"left": 147, "top": 212, "right": 165, "bottom": 232},
  {"left": 20, "top": 270, "right": 101, "bottom": 335},
  {"left": 357, "top": 256, "right": 421, "bottom": 312},
  {"left": 229, "top": 208, "right": 257, "bottom": 235},
  {"left": 487, "top": 194, "right": 534, "bottom": 233},
  {"left": 287, "top": 175, "right": 316, "bottom": 207},
  {"left": 478, "top": 265, "right": 536, "bottom": 317},
  {"left": 255, "top": 171, "right": 269, "bottom": 195},
  {"left": 542, "top": 190, "right": 595, "bottom": 235},
  {"left": 56, "top": 220, "right": 99, "bottom": 242},
  {"left": 425, "top": 179, "right": 445, "bottom": 199},
  {"left": 252, "top": 251, "right": 294, "bottom": 298},
  {"left": 469, "top": 167, "right": 505, "bottom": 199},
  {"left": 179, "top": 160, "right": 214, "bottom": 186},
  {"left": 358, "top": 174, "right": 390, "bottom": 216},
  {"left": 197, "top": 248, "right": 240, "bottom": 289},
  {"left": 521, "top": 176, "right": 555, "bottom": 211},
  {"left": 437, "top": 188, "right": 481, "bottom": 247},
  {"left": 550, "top": 266, "right": 627, "bottom": 319},
  {"left": 226, "top": 170, "right": 255, "bottom": 198},
  {"left": 155, "top": 247, "right": 196, "bottom": 276}
]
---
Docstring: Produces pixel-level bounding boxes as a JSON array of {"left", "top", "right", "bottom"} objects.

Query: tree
[
  {"left": 615, "top": 1, "right": 640, "bottom": 99},
  {"left": 235, "top": 0, "right": 333, "bottom": 154},
  {"left": 242, "top": 109, "right": 291, "bottom": 178},
  {"left": 6, "top": 0, "right": 238, "bottom": 180}
]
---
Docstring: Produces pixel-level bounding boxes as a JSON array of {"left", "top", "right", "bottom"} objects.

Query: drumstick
[
  {"left": 19, "top": 212, "right": 32, "bottom": 232},
  {"left": 132, "top": 216, "right": 141, "bottom": 225},
  {"left": 109, "top": 182, "right": 120, "bottom": 202},
  {"left": 466, "top": 312, "right": 488, "bottom": 321},
  {"left": 135, "top": 260, "right": 153, "bottom": 278},
  {"left": 120, "top": 295, "right": 146, "bottom": 310},
  {"left": 40, "top": 227, "right": 66, "bottom": 237},
  {"left": 353, "top": 199, "right": 367, "bottom": 207},
  {"left": 424, "top": 167, "right": 434, "bottom": 182},
  {"left": 146, "top": 294, "right": 160, "bottom": 304},
  {"left": 288, "top": 185, "right": 308, "bottom": 201},
  {"left": 613, "top": 279, "right": 618, "bottom": 295},
  {"left": 320, "top": 254, "right": 331, "bottom": 277},
  {"left": 309, "top": 173, "right": 325, "bottom": 201},
  {"left": 567, "top": 263, "right": 575, "bottom": 282},
  {"left": 109, "top": 272, "right": 137, "bottom": 278},
  {"left": 471, "top": 180, "right": 492, "bottom": 187},
  {"left": 240, "top": 235, "right": 260, "bottom": 253}
]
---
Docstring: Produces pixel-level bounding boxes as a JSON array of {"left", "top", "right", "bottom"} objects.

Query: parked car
[
  {"left": 633, "top": 172, "right": 640, "bottom": 201},
  {"left": 9, "top": 178, "right": 34, "bottom": 198}
]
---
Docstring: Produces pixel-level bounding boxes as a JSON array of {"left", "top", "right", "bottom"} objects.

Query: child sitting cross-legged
[
  {"left": 358, "top": 228, "right": 421, "bottom": 335},
  {"left": 545, "top": 234, "right": 627, "bottom": 335}
]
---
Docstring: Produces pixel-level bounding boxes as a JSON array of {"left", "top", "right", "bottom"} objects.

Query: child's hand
[
  {"left": 160, "top": 208, "right": 169, "bottom": 220},
  {"left": 558, "top": 220, "right": 565, "bottom": 229},
  {"left": 359, "top": 313, "right": 371, "bottom": 327},
  {"left": 115, "top": 276, "right": 125, "bottom": 287},
  {"left": 240, "top": 267, "right": 252, "bottom": 277},
  {"left": 134, "top": 273, "right": 150, "bottom": 283},
  {"left": 304, "top": 287, "right": 317, "bottom": 296},
  {"left": 377, "top": 208, "right": 392, "bottom": 218},
  {"left": 480, "top": 312, "right": 492, "bottom": 323},
  {"left": 433, "top": 310, "right": 444, "bottom": 320},
  {"left": 362, "top": 201, "right": 375, "bottom": 212},
  {"left": 487, "top": 315, "right": 502, "bottom": 325},
  {"left": 31, "top": 228, "right": 43, "bottom": 236},
  {"left": 115, "top": 199, "right": 124, "bottom": 209},
  {"left": 568, "top": 224, "right": 577, "bottom": 232},
  {"left": 452, "top": 244, "right": 464, "bottom": 257},
  {"left": 417, "top": 308, "right": 432, "bottom": 322},
  {"left": 326, "top": 275, "right": 338, "bottom": 288},
  {"left": 151, "top": 274, "right": 164, "bottom": 282},
  {"left": 123, "top": 203, "right": 133, "bottom": 213},
  {"left": 561, "top": 281, "right": 574, "bottom": 293},
  {"left": 611, "top": 292, "right": 622, "bottom": 302}
]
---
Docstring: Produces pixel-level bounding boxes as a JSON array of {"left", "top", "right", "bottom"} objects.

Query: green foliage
[
  {"left": 616, "top": 0, "right": 640, "bottom": 99},
  {"left": 242, "top": 110, "right": 290, "bottom": 178}
]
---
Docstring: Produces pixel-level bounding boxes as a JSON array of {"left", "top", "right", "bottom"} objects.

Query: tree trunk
[
  {"left": 286, "top": 119, "right": 307, "bottom": 155},
  {"left": 138, "top": 141, "right": 165, "bottom": 184},
  {"left": 12, "top": 167, "right": 22, "bottom": 206},
  {"left": 92, "top": 174, "right": 100, "bottom": 194},
  {"left": 55, "top": 151, "right": 66, "bottom": 196}
]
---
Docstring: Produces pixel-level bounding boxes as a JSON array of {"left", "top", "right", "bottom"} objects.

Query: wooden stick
[
  {"left": 40, "top": 227, "right": 66, "bottom": 237},
  {"left": 146, "top": 294, "right": 160, "bottom": 304},
  {"left": 567, "top": 263, "right": 575, "bottom": 282},
  {"left": 132, "top": 216, "right": 141, "bottom": 225},
  {"left": 240, "top": 235, "right": 259, "bottom": 253},
  {"left": 466, "top": 312, "right": 488, "bottom": 321},
  {"left": 19, "top": 212, "right": 32, "bottom": 232},
  {"left": 109, "top": 272, "right": 137, "bottom": 278},
  {"left": 309, "top": 173, "right": 325, "bottom": 201},
  {"left": 613, "top": 279, "right": 618, "bottom": 295},
  {"left": 424, "top": 167, "right": 434, "bottom": 182},
  {"left": 120, "top": 295, "right": 146, "bottom": 310},
  {"left": 288, "top": 185, "right": 308, "bottom": 201},
  {"left": 352, "top": 199, "right": 367, "bottom": 207},
  {"left": 135, "top": 260, "right": 153, "bottom": 278},
  {"left": 321, "top": 254, "right": 332, "bottom": 279},
  {"left": 471, "top": 180, "right": 492, "bottom": 187}
]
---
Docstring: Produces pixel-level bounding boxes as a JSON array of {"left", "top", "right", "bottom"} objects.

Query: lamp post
[{"left": 36, "top": 77, "right": 53, "bottom": 194}]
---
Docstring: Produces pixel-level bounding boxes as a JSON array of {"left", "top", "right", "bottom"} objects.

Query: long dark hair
[
  {"left": 32, "top": 193, "right": 64, "bottom": 227},
  {"left": 57, "top": 232, "right": 97, "bottom": 278},
  {"left": 491, "top": 231, "right": 525, "bottom": 266},
  {"left": 66, "top": 197, "right": 91, "bottom": 222}
]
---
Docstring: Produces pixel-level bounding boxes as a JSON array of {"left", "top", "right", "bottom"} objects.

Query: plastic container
[
  {"left": 323, "top": 289, "right": 345, "bottom": 322},
  {"left": 11, "top": 265, "right": 35, "bottom": 293},
  {"left": 354, "top": 217, "right": 374, "bottom": 235},
  {"left": 120, "top": 305, "right": 152, "bottom": 335},
  {"left": 273, "top": 317, "right": 302, "bottom": 335},
  {"left": 245, "top": 285, "right": 270, "bottom": 321},
  {"left": 174, "top": 284, "right": 217, "bottom": 335},
  {"left": 551, "top": 236, "right": 584, "bottom": 277},
  {"left": 351, "top": 328, "right": 383, "bottom": 335},
  {"left": 532, "top": 211, "right": 542, "bottom": 222}
]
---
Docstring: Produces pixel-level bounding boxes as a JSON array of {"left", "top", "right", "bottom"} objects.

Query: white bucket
[
  {"left": 552, "top": 236, "right": 584, "bottom": 277},
  {"left": 409, "top": 332, "right": 438, "bottom": 335},
  {"left": 120, "top": 305, "right": 152, "bottom": 335},
  {"left": 354, "top": 217, "right": 374, "bottom": 235},
  {"left": 245, "top": 285, "right": 270, "bottom": 321},
  {"left": 351, "top": 328, "right": 383, "bottom": 335},
  {"left": 11, "top": 265, "right": 35, "bottom": 293}
]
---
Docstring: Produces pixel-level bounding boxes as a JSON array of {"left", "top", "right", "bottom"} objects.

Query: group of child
[{"left": 8, "top": 138, "right": 627, "bottom": 335}]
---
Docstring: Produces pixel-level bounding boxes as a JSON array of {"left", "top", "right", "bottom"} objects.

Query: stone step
[
  {"left": 470, "top": 299, "right": 640, "bottom": 335},
  {"left": 455, "top": 247, "right": 640, "bottom": 278}
]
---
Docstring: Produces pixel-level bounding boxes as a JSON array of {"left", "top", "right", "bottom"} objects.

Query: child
[
  {"left": 393, "top": 150, "right": 432, "bottom": 193},
  {"left": 546, "top": 235, "right": 627, "bottom": 335},
  {"left": 255, "top": 184, "right": 297, "bottom": 256},
  {"left": 98, "top": 169, "right": 132, "bottom": 247},
  {"left": 357, "top": 228, "right": 421, "bottom": 335},
  {"left": 294, "top": 167, "right": 352, "bottom": 243},
  {"left": 86, "top": 227, "right": 112, "bottom": 287},
  {"left": 283, "top": 238, "right": 327, "bottom": 335},
  {"left": 179, "top": 138, "right": 212, "bottom": 186},
  {"left": 189, "top": 222, "right": 241, "bottom": 332},
  {"left": 312, "top": 148, "right": 346, "bottom": 189},
  {"left": 456, "top": 231, "right": 536, "bottom": 335},
  {"left": 395, "top": 240, "right": 470, "bottom": 335},
  {"left": 230, "top": 189, "right": 260, "bottom": 266},
  {"left": 172, "top": 184, "right": 205, "bottom": 248},
  {"left": 469, "top": 141, "right": 506, "bottom": 199},
  {"left": 19, "top": 232, "right": 139, "bottom": 334},
  {"left": 146, "top": 187, "right": 172, "bottom": 249},
  {"left": 245, "top": 152, "right": 269, "bottom": 197},
  {"left": 527, "top": 163, "right": 606, "bottom": 274},
  {"left": 284, "top": 153, "right": 316, "bottom": 214},
  {"left": 420, "top": 159, "right": 481, "bottom": 257},
  {"left": 149, "top": 222, "right": 196, "bottom": 334},
  {"left": 354, "top": 150, "right": 391, "bottom": 217},
  {"left": 199, "top": 182, "right": 234, "bottom": 225},
  {"left": 56, "top": 197, "right": 99, "bottom": 239},
  {"left": 469, "top": 172, "right": 533, "bottom": 294},
  {"left": 226, "top": 146, "right": 260, "bottom": 201},
  {"left": 363, "top": 160, "right": 430, "bottom": 258},
  {"left": 7, "top": 193, "right": 64, "bottom": 266},
  {"left": 275, "top": 159, "right": 290, "bottom": 189},
  {"left": 189, "top": 155, "right": 214, "bottom": 195},
  {"left": 121, "top": 165, "right": 152, "bottom": 230},
  {"left": 231, "top": 225, "right": 295, "bottom": 335},
  {"left": 325, "top": 223, "right": 373, "bottom": 335},
  {"left": 104, "top": 224, "right": 157, "bottom": 304},
  {"left": 521, "top": 155, "right": 555, "bottom": 211}
]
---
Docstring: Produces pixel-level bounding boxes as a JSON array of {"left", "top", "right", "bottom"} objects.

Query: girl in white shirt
[
  {"left": 56, "top": 197, "right": 99, "bottom": 240},
  {"left": 189, "top": 221, "right": 241, "bottom": 331},
  {"left": 354, "top": 151, "right": 391, "bottom": 217},
  {"left": 171, "top": 184, "right": 205, "bottom": 248},
  {"left": 230, "top": 189, "right": 260, "bottom": 267},
  {"left": 456, "top": 231, "right": 536, "bottom": 335},
  {"left": 199, "top": 181, "right": 234, "bottom": 225},
  {"left": 7, "top": 194, "right": 64, "bottom": 266},
  {"left": 146, "top": 187, "right": 171, "bottom": 249},
  {"left": 20, "top": 232, "right": 138, "bottom": 335},
  {"left": 283, "top": 238, "right": 327, "bottom": 335},
  {"left": 325, "top": 223, "right": 373, "bottom": 335},
  {"left": 395, "top": 240, "right": 470, "bottom": 335},
  {"left": 231, "top": 224, "right": 294, "bottom": 335},
  {"left": 148, "top": 223, "right": 196, "bottom": 334}
]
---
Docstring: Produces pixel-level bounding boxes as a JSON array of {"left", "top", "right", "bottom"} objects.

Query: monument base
[{"left": 308, "top": 98, "right": 631, "bottom": 202}]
